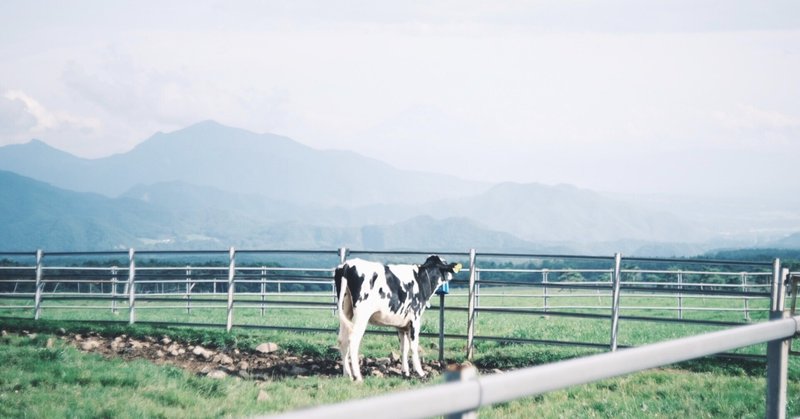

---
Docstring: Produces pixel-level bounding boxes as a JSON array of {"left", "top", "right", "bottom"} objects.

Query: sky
[{"left": 1, "top": 1, "right": 799, "bottom": 200}]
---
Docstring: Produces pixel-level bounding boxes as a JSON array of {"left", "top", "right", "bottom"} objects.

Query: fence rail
[
  {"left": 1, "top": 247, "right": 797, "bottom": 417},
  {"left": 0, "top": 247, "right": 792, "bottom": 355},
  {"left": 266, "top": 315, "right": 800, "bottom": 419}
]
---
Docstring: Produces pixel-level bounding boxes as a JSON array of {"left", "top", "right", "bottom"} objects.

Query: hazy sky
[{"left": 1, "top": 1, "right": 798, "bottom": 199}]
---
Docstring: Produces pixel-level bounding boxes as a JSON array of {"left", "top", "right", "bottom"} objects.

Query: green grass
[{"left": 1, "top": 286, "right": 798, "bottom": 417}]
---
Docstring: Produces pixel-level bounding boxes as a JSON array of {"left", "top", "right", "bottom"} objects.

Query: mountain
[
  {"left": 0, "top": 170, "right": 172, "bottom": 250},
  {"left": 3, "top": 120, "right": 785, "bottom": 255},
  {"left": 0, "top": 121, "right": 491, "bottom": 207},
  {"left": 426, "top": 182, "right": 708, "bottom": 243},
  {"left": 0, "top": 170, "right": 551, "bottom": 252}
]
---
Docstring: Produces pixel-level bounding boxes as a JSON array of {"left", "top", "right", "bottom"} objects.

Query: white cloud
[{"left": 0, "top": 89, "right": 102, "bottom": 150}]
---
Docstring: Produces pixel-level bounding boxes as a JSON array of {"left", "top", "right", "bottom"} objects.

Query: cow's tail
[{"left": 335, "top": 266, "right": 354, "bottom": 334}]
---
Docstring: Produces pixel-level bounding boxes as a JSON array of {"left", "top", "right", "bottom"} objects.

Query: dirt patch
[{"left": 51, "top": 330, "right": 464, "bottom": 381}]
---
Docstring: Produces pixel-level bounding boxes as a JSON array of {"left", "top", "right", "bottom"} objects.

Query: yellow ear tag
[{"left": 453, "top": 263, "right": 462, "bottom": 273}]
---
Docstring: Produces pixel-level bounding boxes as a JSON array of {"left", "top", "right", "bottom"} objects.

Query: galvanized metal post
[
  {"left": 444, "top": 365, "right": 478, "bottom": 419},
  {"left": 33, "top": 249, "right": 43, "bottom": 320},
  {"left": 466, "top": 248, "right": 477, "bottom": 360},
  {"left": 742, "top": 272, "right": 749, "bottom": 321},
  {"left": 111, "top": 266, "right": 118, "bottom": 314},
  {"left": 609, "top": 253, "right": 623, "bottom": 352},
  {"left": 260, "top": 266, "right": 267, "bottom": 317},
  {"left": 127, "top": 248, "right": 136, "bottom": 325},
  {"left": 226, "top": 247, "right": 236, "bottom": 332},
  {"left": 186, "top": 265, "right": 192, "bottom": 315},
  {"left": 766, "top": 260, "right": 788, "bottom": 419},
  {"left": 542, "top": 269, "right": 549, "bottom": 312},
  {"left": 438, "top": 292, "right": 446, "bottom": 364},
  {"left": 676, "top": 271, "right": 683, "bottom": 320}
]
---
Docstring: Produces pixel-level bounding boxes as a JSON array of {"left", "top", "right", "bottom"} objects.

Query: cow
[{"left": 334, "top": 255, "right": 461, "bottom": 381}]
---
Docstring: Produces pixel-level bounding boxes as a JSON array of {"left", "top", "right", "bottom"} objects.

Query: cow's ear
[{"left": 450, "top": 263, "right": 462, "bottom": 273}]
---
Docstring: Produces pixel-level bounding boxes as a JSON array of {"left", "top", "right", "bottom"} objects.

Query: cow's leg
[
  {"left": 347, "top": 314, "right": 370, "bottom": 382},
  {"left": 338, "top": 324, "right": 353, "bottom": 379},
  {"left": 397, "top": 328, "right": 410, "bottom": 376},
  {"left": 410, "top": 320, "right": 426, "bottom": 378}
]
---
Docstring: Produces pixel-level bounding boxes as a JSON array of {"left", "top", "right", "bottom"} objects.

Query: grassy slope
[{"left": 1, "top": 318, "right": 798, "bottom": 418}]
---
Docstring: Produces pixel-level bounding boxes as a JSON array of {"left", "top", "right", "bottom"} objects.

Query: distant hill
[
  {"left": 0, "top": 121, "right": 490, "bottom": 207},
  {"left": 0, "top": 170, "right": 172, "bottom": 250},
  {"left": 0, "top": 170, "right": 551, "bottom": 252},
  {"left": 3, "top": 120, "right": 791, "bottom": 255}
]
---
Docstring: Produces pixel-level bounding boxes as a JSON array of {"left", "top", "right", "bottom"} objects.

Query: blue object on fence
[{"left": 436, "top": 281, "right": 449, "bottom": 295}]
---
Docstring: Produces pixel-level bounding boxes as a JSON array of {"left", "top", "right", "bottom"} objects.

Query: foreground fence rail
[{"left": 267, "top": 315, "right": 800, "bottom": 419}]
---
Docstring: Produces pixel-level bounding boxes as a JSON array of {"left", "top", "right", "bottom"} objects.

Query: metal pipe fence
[
  {"left": 0, "top": 247, "right": 792, "bottom": 360},
  {"left": 266, "top": 315, "right": 800, "bottom": 419}
]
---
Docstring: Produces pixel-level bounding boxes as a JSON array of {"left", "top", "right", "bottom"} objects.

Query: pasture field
[{"left": 1, "top": 287, "right": 798, "bottom": 417}]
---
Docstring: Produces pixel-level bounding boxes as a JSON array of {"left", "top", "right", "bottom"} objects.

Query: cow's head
[{"left": 420, "top": 255, "right": 462, "bottom": 285}]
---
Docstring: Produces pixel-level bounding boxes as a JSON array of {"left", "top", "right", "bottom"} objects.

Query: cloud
[
  {"left": 712, "top": 104, "right": 800, "bottom": 148},
  {"left": 0, "top": 93, "right": 37, "bottom": 136},
  {"left": 0, "top": 89, "right": 101, "bottom": 147}
]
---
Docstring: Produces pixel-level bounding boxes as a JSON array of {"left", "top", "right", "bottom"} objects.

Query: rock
[
  {"left": 1, "top": 330, "right": 7, "bottom": 337},
  {"left": 370, "top": 369, "right": 385, "bottom": 378},
  {"left": 255, "top": 342, "right": 279, "bottom": 354},
  {"left": 57, "top": 328, "right": 67, "bottom": 336},
  {"left": 155, "top": 350, "right": 165, "bottom": 358},
  {"left": 129, "top": 340, "right": 144, "bottom": 350},
  {"left": 207, "top": 370, "right": 228, "bottom": 379},
  {"left": 21, "top": 330, "right": 30, "bottom": 336},
  {"left": 238, "top": 370, "right": 251, "bottom": 379},
  {"left": 237, "top": 361, "right": 250, "bottom": 372},
  {"left": 375, "top": 357, "right": 391, "bottom": 366},
  {"left": 389, "top": 351, "right": 399, "bottom": 363},
  {"left": 492, "top": 368, "right": 504, "bottom": 375},
  {"left": 169, "top": 349, "right": 181, "bottom": 357},
  {"left": 74, "top": 334, "right": 82, "bottom": 341},
  {"left": 161, "top": 336, "right": 172, "bottom": 345},
  {"left": 212, "top": 354, "right": 234, "bottom": 365},
  {"left": 200, "top": 366, "right": 214, "bottom": 375},
  {"left": 27, "top": 333, "right": 38, "bottom": 340},
  {"left": 388, "top": 367, "right": 403, "bottom": 375},
  {"left": 257, "top": 390, "right": 270, "bottom": 402},
  {"left": 178, "top": 348, "right": 186, "bottom": 355},
  {"left": 81, "top": 340, "right": 100, "bottom": 351},
  {"left": 46, "top": 338, "right": 55, "bottom": 348},
  {"left": 193, "top": 346, "right": 214, "bottom": 360}
]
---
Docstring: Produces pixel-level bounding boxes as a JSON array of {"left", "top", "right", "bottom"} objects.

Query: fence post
[
  {"left": 466, "top": 248, "right": 477, "bottom": 361},
  {"left": 677, "top": 271, "right": 684, "bottom": 320},
  {"left": 742, "top": 272, "right": 749, "bottom": 321},
  {"left": 766, "top": 260, "right": 788, "bottom": 419},
  {"left": 111, "top": 266, "right": 118, "bottom": 314},
  {"left": 226, "top": 247, "right": 236, "bottom": 332},
  {"left": 542, "top": 269, "right": 549, "bottom": 312},
  {"left": 186, "top": 265, "right": 192, "bottom": 315},
  {"left": 444, "top": 365, "right": 478, "bottom": 419},
  {"left": 609, "top": 253, "right": 622, "bottom": 352},
  {"left": 127, "top": 248, "right": 136, "bottom": 325},
  {"left": 261, "top": 266, "right": 267, "bottom": 317},
  {"left": 33, "top": 249, "right": 43, "bottom": 320},
  {"left": 438, "top": 292, "right": 446, "bottom": 364}
]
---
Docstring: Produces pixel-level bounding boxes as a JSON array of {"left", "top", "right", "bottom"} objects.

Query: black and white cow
[{"left": 334, "top": 255, "right": 461, "bottom": 381}]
